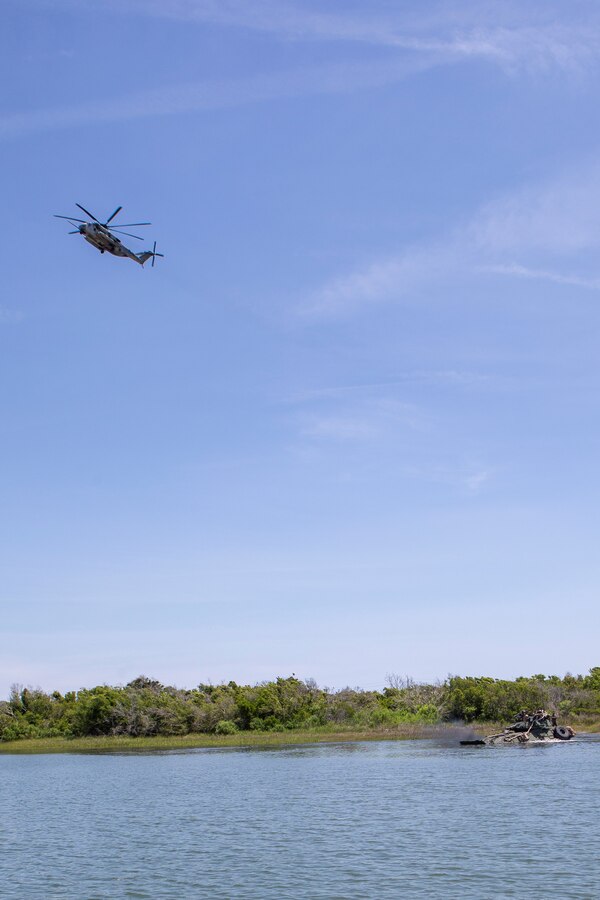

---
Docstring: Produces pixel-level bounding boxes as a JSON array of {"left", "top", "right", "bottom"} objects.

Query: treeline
[{"left": 1, "top": 669, "right": 600, "bottom": 742}]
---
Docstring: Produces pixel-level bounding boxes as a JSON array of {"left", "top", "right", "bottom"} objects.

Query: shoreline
[
  {"left": 0, "top": 724, "right": 483, "bottom": 754},
  {"left": 2, "top": 721, "right": 597, "bottom": 755}
]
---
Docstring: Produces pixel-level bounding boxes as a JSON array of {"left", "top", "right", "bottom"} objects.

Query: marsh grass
[
  {"left": 3, "top": 719, "right": 596, "bottom": 754},
  {"left": 0, "top": 723, "right": 482, "bottom": 754}
]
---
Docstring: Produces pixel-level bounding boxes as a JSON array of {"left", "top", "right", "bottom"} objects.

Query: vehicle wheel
[{"left": 553, "top": 726, "right": 572, "bottom": 740}]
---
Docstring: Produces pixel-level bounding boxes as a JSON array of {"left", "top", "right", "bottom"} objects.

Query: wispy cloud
[
  {"left": 298, "top": 413, "right": 378, "bottom": 442},
  {"left": 0, "top": 56, "right": 442, "bottom": 142},
  {"left": 290, "top": 394, "right": 426, "bottom": 446},
  {"left": 404, "top": 462, "right": 492, "bottom": 493},
  {"left": 28, "top": 0, "right": 600, "bottom": 74},
  {"left": 0, "top": 308, "right": 24, "bottom": 325},
  {"left": 7, "top": 2, "right": 600, "bottom": 141},
  {"left": 484, "top": 264, "right": 600, "bottom": 291},
  {"left": 298, "top": 159, "right": 600, "bottom": 319},
  {"left": 298, "top": 243, "right": 461, "bottom": 318},
  {"left": 465, "top": 469, "right": 490, "bottom": 492},
  {"left": 470, "top": 165, "right": 600, "bottom": 256},
  {"left": 288, "top": 388, "right": 492, "bottom": 493},
  {"left": 288, "top": 370, "right": 493, "bottom": 404}
]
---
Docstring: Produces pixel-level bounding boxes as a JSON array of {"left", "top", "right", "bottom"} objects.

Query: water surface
[{"left": 2, "top": 736, "right": 599, "bottom": 898}]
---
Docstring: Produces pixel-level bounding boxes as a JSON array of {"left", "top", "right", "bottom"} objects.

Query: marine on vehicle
[{"left": 461, "top": 708, "right": 576, "bottom": 746}]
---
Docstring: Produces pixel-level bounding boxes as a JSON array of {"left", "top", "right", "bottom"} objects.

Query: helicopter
[{"left": 54, "top": 203, "right": 164, "bottom": 266}]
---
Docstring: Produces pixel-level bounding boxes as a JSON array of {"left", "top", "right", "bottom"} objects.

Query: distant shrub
[
  {"left": 214, "top": 720, "right": 238, "bottom": 735},
  {"left": 416, "top": 703, "right": 439, "bottom": 723},
  {"left": 0, "top": 720, "right": 42, "bottom": 742},
  {"left": 367, "top": 706, "right": 396, "bottom": 727},
  {"left": 249, "top": 715, "right": 285, "bottom": 732}
]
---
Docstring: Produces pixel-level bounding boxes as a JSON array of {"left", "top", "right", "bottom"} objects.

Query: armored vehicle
[{"left": 461, "top": 709, "right": 576, "bottom": 746}]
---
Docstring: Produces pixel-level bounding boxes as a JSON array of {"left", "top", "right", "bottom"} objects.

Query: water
[{"left": 1, "top": 736, "right": 600, "bottom": 899}]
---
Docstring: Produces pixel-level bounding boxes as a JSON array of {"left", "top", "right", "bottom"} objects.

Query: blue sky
[{"left": 2, "top": 1, "right": 600, "bottom": 693}]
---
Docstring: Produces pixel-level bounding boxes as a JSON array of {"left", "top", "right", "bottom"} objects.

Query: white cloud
[
  {"left": 298, "top": 414, "right": 377, "bottom": 442},
  {"left": 293, "top": 408, "right": 495, "bottom": 493},
  {"left": 0, "top": 56, "right": 442, "bottom": 142},
  {"left": 0, "top": 308, "right": 24, "bottom": 325},
  {"left": 21, "top": 0, "right": 600, "bottom": 73},
  {"left": 465, "top": 469, "right": 490, "bottom": 492},
  {"left": 298, "top": 159, "right": 600, "bottom": 318},
  {"left": 6, "top": 2, "right": 600, "bottom": 141},
  {"left": 288, "top": 370, "right": 492, "bottom": 403},
  {"left": 483, "top": 264, "right": 600, "bottom": 291},
  {"left": 403, "top": 462, "right": 492, "bottom": 493},
  {"left": 298, "top": 243, "right": 461, "bottom": 317},
  {"left": 287, "top": 383, "right": 494, "bottom": 494},
  {"left": 291, "top": 395, "right": 425, "bottom": 446},
  {"left": 470, "top": 165, "right": 600, "bottom": 256}
]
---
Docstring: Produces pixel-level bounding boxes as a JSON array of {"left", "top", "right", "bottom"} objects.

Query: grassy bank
[
  {"left": 0, "top": 723, "right": 481, "bottom": 754},
  {"left": 2, "top": 720, "right": 597, "bottom": 754},
  {"left": 3, "top": 672, "right": 599, "bottom": 751}
]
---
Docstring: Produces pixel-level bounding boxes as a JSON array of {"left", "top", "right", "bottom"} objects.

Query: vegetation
[
  {"left": 1, "top": 670, "right": 599, "bottom": 748},
  {"left": 0, "top": 725, "right": 460, "bottom": 755}
]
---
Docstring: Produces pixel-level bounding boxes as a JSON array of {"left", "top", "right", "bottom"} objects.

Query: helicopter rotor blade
[
  {"left": 105, "top": 206, "right": 122, "bottom": 225},
  {"left": 108, "top": 222, "right": 151, "bottom": 228},
  {"left": 110, "top": 229, "right": 144, "bottom": 241},
  {"left": 76, "top": 203, "right": 100, "bottom": 223},
  {"left": 54, "top": 215, "right": 86, "bottom": 223}
]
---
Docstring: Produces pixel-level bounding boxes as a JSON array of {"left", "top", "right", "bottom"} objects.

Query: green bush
[{"left": 214, "top": 719, "right": 238, "bottom": 735}]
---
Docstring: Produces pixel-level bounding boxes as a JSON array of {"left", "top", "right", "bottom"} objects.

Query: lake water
[{"left": 1, "top": 735, "right": 599, "bottom": 899}]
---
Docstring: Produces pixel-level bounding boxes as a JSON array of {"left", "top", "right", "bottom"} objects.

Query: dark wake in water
[{"left": 425, "top": 724, "right": 482, "bottom": 746}]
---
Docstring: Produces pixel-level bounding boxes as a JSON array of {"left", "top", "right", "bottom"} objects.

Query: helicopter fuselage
[
  {"left": 79, "top": 223, "right": 144, "bottom": 263},
  {"left": 55, "top": 204, "right": 162, "bottom": 267}
]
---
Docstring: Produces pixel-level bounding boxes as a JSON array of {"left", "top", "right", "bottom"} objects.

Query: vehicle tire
[{"left": 553, "top": 726, "right": 572, "bottom": 740}]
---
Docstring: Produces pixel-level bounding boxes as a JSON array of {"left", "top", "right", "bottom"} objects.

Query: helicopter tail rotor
[
  {"left": 137, "top": 242, "right": 164, "bottom": 267},
  {"left": 151, "top": 241, "right": 164, "bottom": 267}
]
